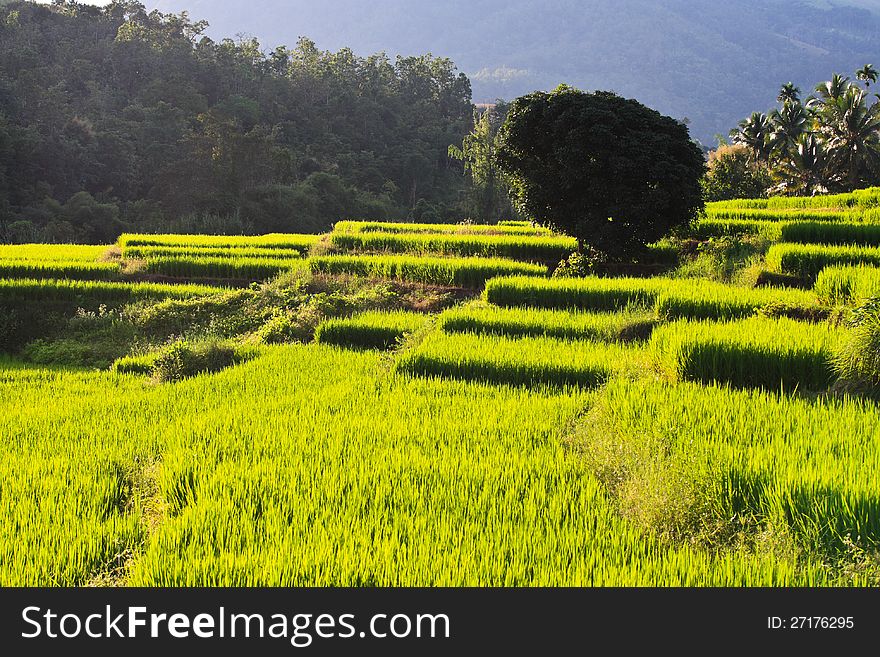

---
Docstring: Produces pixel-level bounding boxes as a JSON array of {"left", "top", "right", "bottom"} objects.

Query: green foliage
[
  {"left": 709, "top": 186, "right": 880, "bottom": 210},
  {"left": 650, "top": 317, "right": 843, "bottom": 391},
  {"left": 151, "top": 339, "right": 256, "bottom": 383},
  {"left": 0, "top": 4, "right": 474, "bottom": 243},
  {"left": 309, "top": 255, "right": 547, "bottom": 288},
  {"left": 496, "top": 86, "right": 705, "bottom": 259},
  {"left": 701, "top": 144, "right": 772, "bottom": 201}
]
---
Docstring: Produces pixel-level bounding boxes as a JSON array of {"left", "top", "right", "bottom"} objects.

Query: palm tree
[
  {"left": 732, "top": 112, "right": 774, "bottom": 164},
  {"left": 777, "top": 82, "right": 801, "bottom": 105},
  {"left": 856, "top": 64, "right": 878, "bottom": 89},
  {"left": 814, "top": 73, "right": 852, "bottom": 104},
  {"left": 775, "top": 134, "right": 830, "bottom": 196},
  {"left": 820, "top": 86, "right": 880, "bottom": 190},
  {"left": 769, "top": 101, "right": 810, "bottom": 154}
]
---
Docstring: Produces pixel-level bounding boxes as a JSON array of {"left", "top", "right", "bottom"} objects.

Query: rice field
[
  {"left": 118, "top": 233, "right": 321, "bottom": 252},
  {"left": 585, "top": 378, "right": 880, "bottom": 555},
  {"left": 650, "top": 317, "right": 843, "bottom": 390},
  {"left": 121, "top": 245, "right": 304, "bottom": 260},
  {"left": 314, "top": 310, "right": 430, "bottom": 349},
  {"left": 142, "top": 255, "right": 309, "bottom": 281},
  {"left": 814, "top": 265, "right": 880, "bottom": 305},
  {"left": 396, "top": 331, "right": 630, "bottom": 388},
  {"left": 0, "top": 244, "right": 109, "bottom": 261},
  {"left": 0, "top": 278, "right": 219, "bottom": 309},
  {"left": 329, "top": 232, "right": 576, "bottom": 263},
  {"left": 438, "top": 304, "right": 656, "bottom": 342},
  {"left": 333, "top": 220, "right": 553, "bottom": 237},
  {"left": 765, "top": 243, "right": 880, "bottom": 280},
  {"left": 0, "top": 260, "right": 122, "bottom": 281},
  {"left": 309, "top": 254, "right": 548, "bottom": 287},
  {"left": 485, "top": 275, "right": 820, "bottom": 319},
  {"left": 4, "top": 196, "right": 880, "bottom": 588},
  {"left": 707, "top": 186, "right": 880, "bottom": 210}
]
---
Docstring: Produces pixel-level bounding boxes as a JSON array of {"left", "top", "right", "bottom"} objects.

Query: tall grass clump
[
  {"left": 814, "top": 265, "right": 880, "bottom": 305},
  {"left": 309, "top": 255, "right": 547, "bottom": 288},
  {"left": 655, "top": 283, "right": 820, "bottom": 320},
  {"left": 651, "top": 316, "right": 843, "bottom": 390},
  {"left": 765, "top": 243, "right": 880, "bottom": 280},
  {"left": 314, "top": 311, "right": 429, "bottom": 350}
]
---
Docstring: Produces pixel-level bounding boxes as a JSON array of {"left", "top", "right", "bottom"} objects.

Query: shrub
[{"left": 151, "top": 340, "right": 255, "bottom": 383}]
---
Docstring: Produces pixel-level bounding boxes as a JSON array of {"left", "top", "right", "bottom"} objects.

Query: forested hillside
[
  {"left": 146, "top": 0, "right": 880, "bottom": 144},
  {"left": 0, "top": 1, "right": 473, "bottom": 243}
]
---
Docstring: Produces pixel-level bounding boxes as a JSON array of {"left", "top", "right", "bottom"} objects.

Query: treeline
[{"left": 0, "top": 0, "right": 475, "bottom": 243}]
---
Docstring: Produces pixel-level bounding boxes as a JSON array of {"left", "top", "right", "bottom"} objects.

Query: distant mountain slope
[{"left": 144, "top": 0, "right": 880, "bottom": 143}]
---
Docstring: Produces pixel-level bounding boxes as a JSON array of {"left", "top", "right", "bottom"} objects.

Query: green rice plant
[
  {"left": 122, "top": 245, "right": 303, "bottom": 260},
  {"left": 0, "top": 244, "right": 109, "bottom": 261},
  {"left": 692, "top": 219, "right": 783, "bottom": 239},
  {"left": 0, "top": 259, "right": 121, "bottom": 281},
  {"left": 832, "top": 298, "right": 880, "bottom": 394},
  {"left": 704, "top": 208, "right": 864, "bottom": 223},
  {"left": 0, "top": 278, "right": 218, "bottom": 311},
  {"left": 484, "top": 275, "right": 667, "bottom": 311},
  {"left": 309, "top": 255, "right": 547, "bottom": 288},
  {"left": 578, "top": 378, "right": 880, "bottom": 555},
  {"left": 439, "top": 303, "right": 656, "bottom": 342},
  {"left": 118, "top": 233, "right": 321, "bottom": 252},
  {"left": 650, "top": 316, "right": 843, "bottom": 390},
  {"left": 143, "top": 256, "right": 308, "bottom": 281},
  {"left": 707, "top": 187, "right": 880, "bottom": 210},
  {"left": 485, "top": 275, "right": 819, "bottom": 319},
  {"left": 814, "top": 265, "right": 880, "bottom": 305},
  {"left": 0, "top": 347, "right": 853, "bottom": 586},
  {"left": 333, "top": 220, "right": 552, "bottom": 237},
  {"left": 655, "top": 283, "right": 820, "bottom": 320},
  {"left": 396, "top": 331, "right": 624, "bottom": 388},
  {"left": 779, "top": 221, "right": 880, "bottom": 246},
  {"left": 329, "top": 232, "right": 576, "bottom": 263},
  {"left": 765, "top": 243, "right": 880, "bottom": 280},
  {"left": 314, "top": 311, "right": 429, "bottom": 350}
]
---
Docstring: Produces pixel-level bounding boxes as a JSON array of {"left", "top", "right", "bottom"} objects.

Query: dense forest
[
  {"left": 147, "top": 0, "right": 880, "bottom": 144},
  {"left": 0, "top": 0, "right": 475, "bottom": 243}
]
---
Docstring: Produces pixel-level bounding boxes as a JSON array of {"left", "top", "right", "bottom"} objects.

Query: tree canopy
[
  {"left": 495, "top": 86, "right": 705, "bottom": 260},
  {"left": 0, "top": 0, "right": 475, "bottom": 242}
]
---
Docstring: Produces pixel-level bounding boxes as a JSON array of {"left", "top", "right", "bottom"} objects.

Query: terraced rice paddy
[{"left": 3, "top": 199, "right": 880, "bottom": 587}]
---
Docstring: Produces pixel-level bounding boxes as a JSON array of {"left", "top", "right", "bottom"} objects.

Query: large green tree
[{"left": 495, "top": 86, "right": 705, "bottom": 260}]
